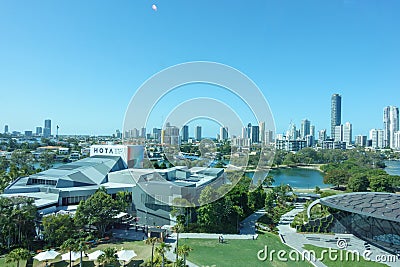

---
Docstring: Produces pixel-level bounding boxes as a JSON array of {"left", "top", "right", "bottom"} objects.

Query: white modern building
[
  {"left": 383, "top": 106, "right": 399, "bottom": 149},
  {"left": 1, "top": 145, "right": 226, "bottom": 226},
  {"left": 370, "top": 129, "right": 385, "bottom": 149}
]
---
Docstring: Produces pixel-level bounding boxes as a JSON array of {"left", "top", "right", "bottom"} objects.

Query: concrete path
[
  {"left": 165, "top": 233, "right": 199, "bottom": 267},
  {"left": 277, "top": 204, "right": 328, "bottom": 267},
  {"left": 239, "top": 208, "right": 267, "bottom": 235}
]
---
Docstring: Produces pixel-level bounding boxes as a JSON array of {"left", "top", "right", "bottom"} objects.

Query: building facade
[{"left": 331, "top": 94, "right": 342, "bottom": 140}]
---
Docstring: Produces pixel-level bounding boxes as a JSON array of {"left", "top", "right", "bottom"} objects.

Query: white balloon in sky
[{"left": 152, "top": 4, "right": 157, "bottom": 11}]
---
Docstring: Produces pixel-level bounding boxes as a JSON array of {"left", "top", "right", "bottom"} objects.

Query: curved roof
[{"left": 319, "top": 192, "right": 400, "bottom": 223}]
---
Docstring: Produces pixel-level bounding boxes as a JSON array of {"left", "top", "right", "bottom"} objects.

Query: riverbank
[{"left": 244, "top": 164, "right": 325, "bottom": 173}]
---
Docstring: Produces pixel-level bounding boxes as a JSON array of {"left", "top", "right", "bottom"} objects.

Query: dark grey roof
[{"left": 320, "top": 192, "right": 400, "bottom": 223}]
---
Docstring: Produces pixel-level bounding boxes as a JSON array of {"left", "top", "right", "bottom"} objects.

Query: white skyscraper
[
  {"left": 259, "top": 121, "right": 265, "bottom": 143},
  {"left": 343, "top": 122, "right": 352, "bottom": 146},
  {"left": 370, "top": 129, "right": 385, "bottom": 149},
  {"left": 220, "top": 126, "right": 228, "bottom": 141},
  {"left": 394, "top": 131, "right": 400, "bottom": 150},
  {"left": 334, "top": 125, "right": 343, "bottom": 142},
  {"left": 300, "top": 119, "right": 311, "bottom": 139},
  {"left": 384, "top": 106, "right": 399, "bottom": 148},
  {"left": 241, "top": 127, "right": 247, "bottom": 139}
]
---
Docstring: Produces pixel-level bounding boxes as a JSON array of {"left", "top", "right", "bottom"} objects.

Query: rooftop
[{"left": 320, "top": 192, "right": 400, "bottom": 223}]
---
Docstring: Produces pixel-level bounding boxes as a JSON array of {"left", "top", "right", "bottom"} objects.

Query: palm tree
[
  {"left": 5, "top": 248, "right": 31, "bottom": 267},
  {"left": 177, "top": 244, "right": 192, "bottom": 267},
  {"left": 144, "top": 237, "right": 160, "bottom": 267},
  {"left": 76, "top": 239, "right": 90, "bottom": 267},
  {"left": 173, "top": 223, "right": 183, "bottom": 266},
  {"left": 155, "top": 242, "right": 171, "bottom": 267},
  {"left": 97, "top": 247, "right": 117, "bottom": 267},
  {"left": 61, "top": 238, "right": 79, "bottom": 267}
]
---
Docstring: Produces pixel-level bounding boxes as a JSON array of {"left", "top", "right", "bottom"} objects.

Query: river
[
  {"left": 246, "top": 167, "right": 329, "bottom": 189},
  {"left": 384, "top": 160, "right": 400, "bottom": 176}
]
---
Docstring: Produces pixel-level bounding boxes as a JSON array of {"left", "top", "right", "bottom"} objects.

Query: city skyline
[{"left": 0, "top": 1, "right": 399, "bottom": 136}]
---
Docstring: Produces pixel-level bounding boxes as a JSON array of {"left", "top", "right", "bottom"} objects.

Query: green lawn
[
  {"left": 0, "top": 257, "right": 28, "bottom": 267},
  {"left": 179, "top": 232, "right": 313, "bottom": 267},
  {"left": 303, "top": 245, "right": 388, "bottom": 267}
]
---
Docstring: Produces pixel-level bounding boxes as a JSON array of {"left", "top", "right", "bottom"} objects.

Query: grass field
[
  {"left": 303, "top": 244, "right": 388, "bottom": 267},
  {"left": 179, "top": 232, "right": 313, "bottom": 267}
]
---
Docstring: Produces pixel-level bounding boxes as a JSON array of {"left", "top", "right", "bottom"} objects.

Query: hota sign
[
  {"left": 90, "top": 145, "right": 144, "bottom": 169},
  {"left": 91, "top": 146, "right": 124, "bottom": 155}
]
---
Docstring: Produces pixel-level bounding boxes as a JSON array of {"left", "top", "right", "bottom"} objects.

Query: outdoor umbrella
[
  {"left": 33, "top": 250, "right": 60, "bottom": 266},
  {"left": 61, "top": 251, "right": 81, "bottom": 261},
  {"left": 87, "top": 250, "right": 104, "bottom": 261},
  {"left": 117, "top": 250, "right": 137, "bottom": 263}
]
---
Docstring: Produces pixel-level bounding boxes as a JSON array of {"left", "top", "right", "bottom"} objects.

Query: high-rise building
[
  {"left": 24, "top": 131, "right": 33, "bottom": 137},
  {"left": 163, "top": 123, "right": 180, "bottom": 145},
  {"left": 259, "top": 122, "right": 265, "bottom": 143},
  {"left": 247, "top": 123, "right": 252, "bottom": 139},
  {"left": 331, "top": 94, "right": 342, "bottom": 139},
  {"left": 36, "top": 127, "right": 43, "bottom": 136},
  {"left": 370, "top": 129, "right": 385, "bottom": 149},
  {"left": 152, "top": 128, "right": 161, "bottom": 142},
  {"left": 182, "top": 125, "right": 189, "bottom": 142},
  {"left": 318, "top": 129, "right": 327, "bottom": 144},
  {"left": 300, "top": 119, "right": 311, "bottom": 139},
  {"left": 220, "top": 126, "right": 228, "bottom": 141},
  {"left": 141, "top": 127, "right": 146, "bottom": 138},
  {"left": 394, "top": 131, "right": 400, "bottom": 150},
  {"left": 4, "top": 125, "right": 8, "bottom": 134},
  {"left": 287, "top": 124, "right": 297, "bottom": 141},
  {"left": 383, "top": 106, "right": 399, "bottom": 149},
  {"left": 334, "top": 125, "right": 343, "bottom": 142},
  {"left": 310, "top": 125, "right": 315, "bottom": 138},
  {"left": 43, "top": 119, "right": 51, "bottom": 138},
  {"left": 343, "top": 122, "right": 352, "bottom": 146},
  {"left": 355, "top": 135, "right": 367, "bottom": 147},
  {"left": 265, "top": 130, "right": 274, "bottom": 145},
  {"left": 241, "top": 127, "right": 247, "bottom": 139},
  {"left": 116, "top": 129, "right": 122, "bottom": 139},
  {"left": 195, "top": 126, "right": 202, "bottom": 141},
  {"left": 251, "top": 126, "right": 260, "bottom": 143}
]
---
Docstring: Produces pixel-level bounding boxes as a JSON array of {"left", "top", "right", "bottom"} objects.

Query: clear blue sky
[{"left": 0, "top": 0, "right": 399, "bottom": 137}]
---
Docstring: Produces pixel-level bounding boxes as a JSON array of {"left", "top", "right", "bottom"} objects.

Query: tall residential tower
[
  {"left": 331, "top": 94, "right": 341, "bottom": 139},
  {"left": 383, "top": 106, "right": 399, "bottom": 149}
]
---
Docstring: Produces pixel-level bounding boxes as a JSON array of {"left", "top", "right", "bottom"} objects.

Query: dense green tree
[
  {"left": 10, "top": 149, "right": 34, "bottom": 173},
  {"left": 0, "top": 156, "right": 9, "bottom": 172},
  {"left": 369, "top": 175, "right": 394, "bottom": 192},
  {"left": 42, "top": 214, "right": 75, "bottom": 247},
  {"left": 74, "top": 188, "right": 122, "bottom": 237},
  {"left": 61, "top": 239, "right": 79, "bottom": 267},
  {"left": 155, "top": 242, "right": 171, "bottom": 267},
  {"left": 97, "top": 247, "right": 118, "bottom": 267},
  {"left": 247, "top": 183, "right": 266, "bottom": 210},
  {"left": 177, "top": 244, "right": 192, "bottom": 267},
  {"left": 0, "top": 196, "right": 36, "bottom": 249},
  {"left": 347, "top": 174, "right": 369, "bottom": 192},
  {"left": 38, "top": 150, "right": 55, "bottom": 171},
  {"left": 144, "top": 237, "right": 160, "bottom": 267},
  {"left": 5, "top": 248, "right": 31, "bottom": 267},
  {"left": 323, "top": 169, "right": 350, "bottom": 189}
]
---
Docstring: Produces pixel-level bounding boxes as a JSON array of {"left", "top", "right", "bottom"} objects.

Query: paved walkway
[
  {"left": 165, "top": 233, "right": 198, "bottom": 267},
  {"left": 277, "top": 203, "right": 399, "bottom": 267},
  {"left": 239, "top": 208, "right": 267, "bottom": 235},
  {"left": 277, "top": 204, "right": 327, "bottom": 267}
]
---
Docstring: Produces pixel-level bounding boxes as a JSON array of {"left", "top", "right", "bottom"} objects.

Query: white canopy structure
[
  {"left": 117, "top": 250, "right": 137, "bottom": 262},
  {"left": 61, "top": 251, "right": 80, "bottom": 261},
  {"left": 87, "top": 250, "right": 105, "bottom": 261},
  {"left": 33, "top": 250, "right": 60, "bottom": 262}
]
